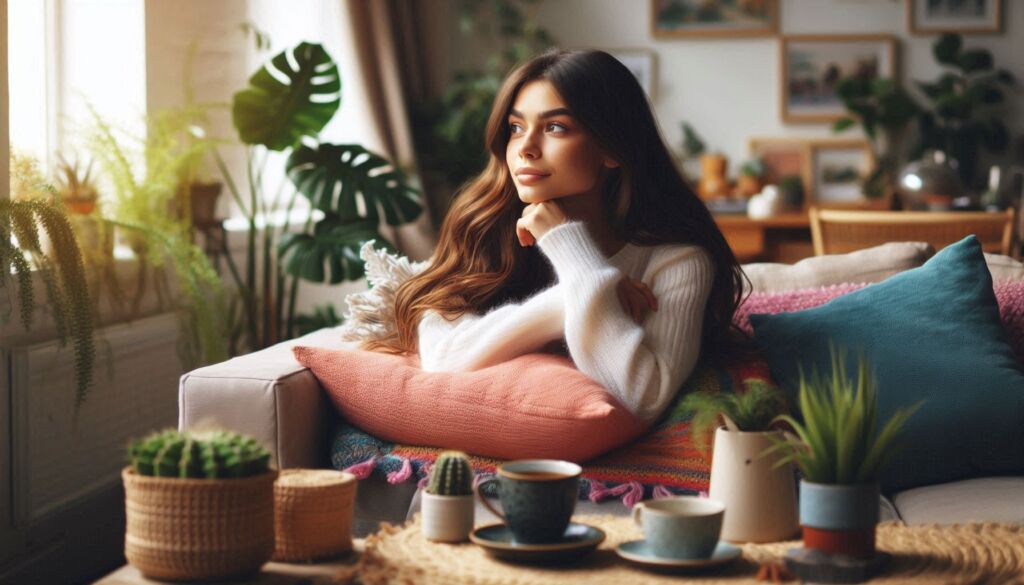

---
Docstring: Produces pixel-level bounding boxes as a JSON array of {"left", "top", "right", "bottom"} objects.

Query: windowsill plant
[
  {"left": 768, "top": 349, "right": 921, "bottom": 559},
  {"left": 680, "top": 380, "right": 798, "bottom": 543}
]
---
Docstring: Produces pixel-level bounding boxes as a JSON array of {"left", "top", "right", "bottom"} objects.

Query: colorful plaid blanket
[{"left": 329, "top": 358, "right": 773, "bottom": 507}]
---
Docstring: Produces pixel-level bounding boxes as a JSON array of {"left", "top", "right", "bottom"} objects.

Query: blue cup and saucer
[
  {"left": 470, "top": 459, "right": 605, "bottom": 562},
  {"left": 615, "top": 496, "right": 742, "bottom": 569}
]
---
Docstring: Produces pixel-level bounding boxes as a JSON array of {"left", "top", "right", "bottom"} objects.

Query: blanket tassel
[
  {"left": 386, "top": 456, "right": 413, "bottom": 484},
  {"left": 344, "top": 455, "right": 378, "bottom": 480}
]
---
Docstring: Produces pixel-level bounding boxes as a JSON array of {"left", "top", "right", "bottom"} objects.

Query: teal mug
[
  {"left": 474, "top": 459, "right": 581, "bottom": 544},
  {"left": 632, "top": 496, "right": 725, "bottom": 559}
]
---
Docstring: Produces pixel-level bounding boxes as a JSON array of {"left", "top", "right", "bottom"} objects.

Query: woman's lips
[{"left": 517, "top": 173, "right": 549, "bottom": 184}]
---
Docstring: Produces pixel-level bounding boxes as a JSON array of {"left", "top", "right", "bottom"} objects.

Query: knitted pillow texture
[
  {"left": 338, "top": 241, "right": 429, "bottom": 344},
  {"left": 750, "top": 236, "right": 1024, "bottom": 492},
  {"left": 293, "top": 346, "right": 648, "bottom": 462}
]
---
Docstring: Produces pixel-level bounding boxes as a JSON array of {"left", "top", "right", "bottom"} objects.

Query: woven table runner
[{"left": 352, "top": 515, "right": 1024, "bottom": 584}]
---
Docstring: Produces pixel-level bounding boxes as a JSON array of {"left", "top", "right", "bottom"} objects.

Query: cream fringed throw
[{"left": 339, "top": 241, "right": 429, "bottom": 344}]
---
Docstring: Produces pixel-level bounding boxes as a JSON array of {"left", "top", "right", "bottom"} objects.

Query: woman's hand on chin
[{"left": 517, "top": 201, "right": 567, "bottom": 247}]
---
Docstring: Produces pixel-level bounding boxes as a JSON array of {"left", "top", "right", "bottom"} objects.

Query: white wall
[{"left": 446, "top": 0, "right": 1024, "bottom": 179}]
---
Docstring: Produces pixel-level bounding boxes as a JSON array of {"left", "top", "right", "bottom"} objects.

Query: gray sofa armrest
[{"left": 178, "top": 327, "right": 350, "bottom": 468}]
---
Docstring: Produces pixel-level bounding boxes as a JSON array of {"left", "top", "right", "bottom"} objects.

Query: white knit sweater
[{"left": 418, "top": 221, "right": 715, "bottom": 424}]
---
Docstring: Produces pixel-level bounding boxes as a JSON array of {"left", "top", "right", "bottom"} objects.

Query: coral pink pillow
[{"left": 293, "top": 346, "right": 647, "bottom": 462}]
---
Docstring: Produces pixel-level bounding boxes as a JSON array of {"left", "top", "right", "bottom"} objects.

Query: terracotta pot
[
  {"left": 799, "top": 480, "right": 879, "bottom": 559},
  {"left": 735, "top": 174, "right": 763, "bottom": 198},
  {"left": 708, "top": 428, "right": 798, "bottom": 543},
  {"left": 122, "top": 467, "right": 276, "bottom": 581},
  {"left": 421, "top": 492, "right": 475, "bottom": 542},
  {"left": 698, "top": 154, "right": 730, "bottom": 200},
  {"left": 65, "top": 199, "right": 97, "bottom": 215},
  {"left": 188, "top": 181, "right": 223, "bottom": 226}
]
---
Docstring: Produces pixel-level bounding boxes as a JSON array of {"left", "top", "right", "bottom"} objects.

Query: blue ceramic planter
[{"left": 799, "top": 481, "right": 880, "bottom": 530}]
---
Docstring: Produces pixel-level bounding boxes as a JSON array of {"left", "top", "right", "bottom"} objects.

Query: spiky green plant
[
  {"left": 680, "top": 380, "right": 789, "bottom": 452},
  {"left": 426, "top": 451, "right": 474, "bottom": 496},
  {"left": 767, "top": 349, "right": 922, "bottom": 485},
  {"left": 128, "top": 429, "right": 271, "bottom": 479},
  {"left": 4, "top": 154, "right": 95, "bottom": 412}
]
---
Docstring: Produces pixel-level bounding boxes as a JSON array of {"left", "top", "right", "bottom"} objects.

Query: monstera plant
[{"left": 218, "top": 41, "right": 422, "bottom": 352}]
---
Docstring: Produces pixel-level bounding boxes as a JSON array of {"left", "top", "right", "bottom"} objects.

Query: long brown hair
[{"left": 367, "top": 49, "right": 747, "bottom": 361}]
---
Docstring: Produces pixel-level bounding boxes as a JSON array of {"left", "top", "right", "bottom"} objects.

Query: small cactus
[
  {"left": 426, "top": 451, "right": 473, "bottom": 496},
  {"left": 128, "top": 429, "right": 271, "bottom": 479}
]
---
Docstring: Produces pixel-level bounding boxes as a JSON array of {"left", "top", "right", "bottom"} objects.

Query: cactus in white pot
[{"left": 421, "top": 451, "right": 476, "bottom": 542}]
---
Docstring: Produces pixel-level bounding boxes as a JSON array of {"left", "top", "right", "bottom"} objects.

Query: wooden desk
[{"left": 714, "top": 212, "right": 813, "bottom": 263}]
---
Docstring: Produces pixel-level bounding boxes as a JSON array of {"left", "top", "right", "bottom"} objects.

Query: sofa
[{"left": 179, "top": 242, "right": 1024, "bottom": 536}]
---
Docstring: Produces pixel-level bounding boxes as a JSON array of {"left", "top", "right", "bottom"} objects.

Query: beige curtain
[{"left": 344, "top": 0, "right": 438, "bottom": 261}]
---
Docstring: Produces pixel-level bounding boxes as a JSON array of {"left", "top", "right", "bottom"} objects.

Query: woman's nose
[{"left": 518, "top": 129, "right": 541, "bottom": 159}]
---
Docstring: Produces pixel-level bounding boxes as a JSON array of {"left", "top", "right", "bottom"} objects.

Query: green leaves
[
  {"left": 287, "top": 143, "right": 423, "bottom": 227},
  {"left": 232, "top": 42, "right": 341, "bottom": 151},
  {"left": 278, "top": 213, "right": 388, "bottom": 284},
  {"left": 679, "top": 380, "right": 789, "bottom": 453},
  {"left": 768, "top": 348, "right": 921, "bottom": 485},
  {"left": 933, "top": 33, "right": 962, "bottom": 65}
]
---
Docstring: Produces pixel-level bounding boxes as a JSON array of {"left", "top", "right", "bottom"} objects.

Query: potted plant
[
  {"left": 779, "top": 174, "right": 805, "bottom": 209},
  {"left": 698, "top": 151, "right": 730, "bottom": 200},
  {"left": 736, "top": 157, "right": 765, "bottom": 198},
  {"left": 769, "top": 351, "right": 920, "bottom": 559},
  {"left": 678, "top": 121, "right": 707, "bottom": 182},
  {"left": 681, "top": 380, "right": 798, "bottom": 543},
  {"left": 7, "top": 152, "right": 96, "bottom": 411},
  {"left": 421, "top": 451, "right": 475, "bottom": 543},
  {"left": 123, "top": 429, "right": 276, "bottom": 580}
]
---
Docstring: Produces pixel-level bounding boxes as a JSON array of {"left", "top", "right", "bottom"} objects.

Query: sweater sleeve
[
  {"left": 417, "top": 284, "right": 565, "bottom": 372},
  {"left": 537, "top": 222, "right": 714, "bottom": 424}
]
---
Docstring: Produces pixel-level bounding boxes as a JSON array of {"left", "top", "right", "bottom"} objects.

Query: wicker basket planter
[
  {"left": 122, "top": 467, "right": 277, "bottom": 581},
  {"left": 273, "top": 469, "right": 358, "bottom": 562}
]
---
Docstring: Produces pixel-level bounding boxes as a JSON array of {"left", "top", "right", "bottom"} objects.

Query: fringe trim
[
  {"left": 386, "top": 456, "right": 413, "bottom": 484},
  {"left": 344, "top": 455, "right": 378, "bottom": 479}
]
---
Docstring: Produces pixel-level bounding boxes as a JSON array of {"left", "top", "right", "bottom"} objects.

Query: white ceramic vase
[
  {"left": 421, "top": 491, "right": 475, "bottom": 542},
  {"left": 708, "top": 427, "right": 799, "bottom": 543}
]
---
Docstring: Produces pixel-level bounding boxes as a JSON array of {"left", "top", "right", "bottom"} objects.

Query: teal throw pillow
[{"left": 750, "top": 236, "right": 1024, "bottom": 493}]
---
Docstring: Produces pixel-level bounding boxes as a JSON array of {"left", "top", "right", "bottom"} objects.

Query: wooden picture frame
[
  {"left": 651, "top": 0, "right": 778, "bottom": 38},
  {"left": 606, "top": 48, "right": 658, "bottom": 102},
  {"left": 779, "top": 34, "right": 898, "bottom": 124},
  {"left": 907, "top": 0, "right": 1002, "bottom": 35},
  {"left": 749, "top": 137, "right": 813, "bottom": 209},
  {"left": 808, "top": 139, "right": 880, "bottom": 209}
]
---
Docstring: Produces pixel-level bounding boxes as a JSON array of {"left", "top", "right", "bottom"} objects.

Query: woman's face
[{"left": 505, "top": 80, "right": 618, "bottom": 205}]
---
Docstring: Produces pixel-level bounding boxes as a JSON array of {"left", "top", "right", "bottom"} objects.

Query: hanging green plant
[
  {"left": 0, "top": 195, "right": 95, "bottom": 411},
  {"left": 232, "top": 42, "right": 341, "bottom": 151}
]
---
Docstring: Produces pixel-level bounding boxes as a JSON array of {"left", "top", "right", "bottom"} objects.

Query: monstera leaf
[
  {"left": 278, "top": 213, "right": 391, "bottom": 284},
  {"left": 232, "top": 42, "right": 341, "bottom": 150},
  {"left": 286, "top": 142, "right": 422, "bottom": 226}
]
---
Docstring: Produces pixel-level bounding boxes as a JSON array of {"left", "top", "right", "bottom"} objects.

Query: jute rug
[{"left": 350, "top": 514, "right": 1024, "bottom": 584}]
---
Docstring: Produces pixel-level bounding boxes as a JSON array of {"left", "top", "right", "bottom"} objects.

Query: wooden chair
[{"left": 808, "top": 207, "right": 1016, "bottom": 256}]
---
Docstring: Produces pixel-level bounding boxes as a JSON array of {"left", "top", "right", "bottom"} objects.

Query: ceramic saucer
[
  {"left": 469, "top": 522, "right": 606, "bottom": 562},
  {"left": 615, "top": 540, "right": 742, "bottom": 569}
]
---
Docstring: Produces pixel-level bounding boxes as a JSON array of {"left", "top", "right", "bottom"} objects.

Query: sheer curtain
[{"left": 344, "top": 0, "right": 438, "bottom": 260}]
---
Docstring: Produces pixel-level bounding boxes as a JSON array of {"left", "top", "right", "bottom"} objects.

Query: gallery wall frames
[
  {"left": 907, "top": 0, "right": 1002, "bottom": 35},
  {"left": 750, "top": 137, "right": 878, "bottom": 208},
  {"left": 651, "top": 0, "right": 778, "bottom": 38},
  {"left": 779, "top": 34, "right": 898, "bottom": 124}
]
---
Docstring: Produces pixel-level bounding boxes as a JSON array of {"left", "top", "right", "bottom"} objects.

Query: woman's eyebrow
[{"left": 508, "top": 107, "right": 573, "bottom": 119}]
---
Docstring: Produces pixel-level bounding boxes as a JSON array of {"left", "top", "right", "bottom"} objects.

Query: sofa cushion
[
  {"left": 750, "top": 236, "right": 1024, "bottom": 493},
  {"left": 892, "top": 477, "right": 1024, "bottom": 525},
  {"left": 295, "top": 347, "right": 647, "bottom": 462},
  {"left": 328, "top": 359, "right": 777, "bottom": 504},
  {"left": 986, "top": 252, "right": 1024, "bottom": 283},
  {"left": 742, "top": 242, "right": 934, "bottom": 293}
]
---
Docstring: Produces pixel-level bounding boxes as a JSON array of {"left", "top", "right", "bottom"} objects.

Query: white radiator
[{"left": 10, "top": 312, "right": 184, "bottom": 525}]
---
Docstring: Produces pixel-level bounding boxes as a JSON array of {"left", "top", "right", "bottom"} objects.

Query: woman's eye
[
  {"left": 509, "top": 122, "right": 523, "bottom": 133},
  {"left": 547, "top": 122, "right": 567, "bottom": 133}
]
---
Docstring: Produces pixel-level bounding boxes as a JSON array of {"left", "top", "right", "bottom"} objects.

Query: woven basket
[
  {"left": 122, "top": 467, "right": 277, "bottom": 581},
  {"left": 273, "top": 469, "right": 358, "bottom": 562}
]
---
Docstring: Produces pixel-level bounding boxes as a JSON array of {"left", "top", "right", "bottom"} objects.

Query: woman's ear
[{"left": 603, "top": 157, "right": 621, "bottom": 169}]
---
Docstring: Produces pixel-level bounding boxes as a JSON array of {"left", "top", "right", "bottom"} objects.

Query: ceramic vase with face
[{"left": 708, "top": 427, "right": 799, "bottom": 543}]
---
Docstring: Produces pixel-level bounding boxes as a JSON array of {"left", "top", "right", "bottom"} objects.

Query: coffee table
[{"left": 358, "top": 515, "right": 1024, "bottom": 584}]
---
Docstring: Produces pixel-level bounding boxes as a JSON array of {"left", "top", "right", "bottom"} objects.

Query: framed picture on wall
[
  {"left": 606, "top": 49, "right": 658, "bottom": 101},
  {"left": 907, "top": 0, "right": 1002, "bottom": 35},
  {"left": 808, "top": 139, "right": 876, "bottom": 208},
  {"left": 780, "top": 35, "right": 898, "bottom": 124},
  {"left": 651, "top": 0, "right": 778, "bottom": 38},
  {"left": 749, "top": 138, "right": 813, "bottom": 207}
]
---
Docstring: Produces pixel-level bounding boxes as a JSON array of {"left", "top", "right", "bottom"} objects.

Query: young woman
[{"left": 367, "top": 49, "right": 745, "bottom": 425}]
